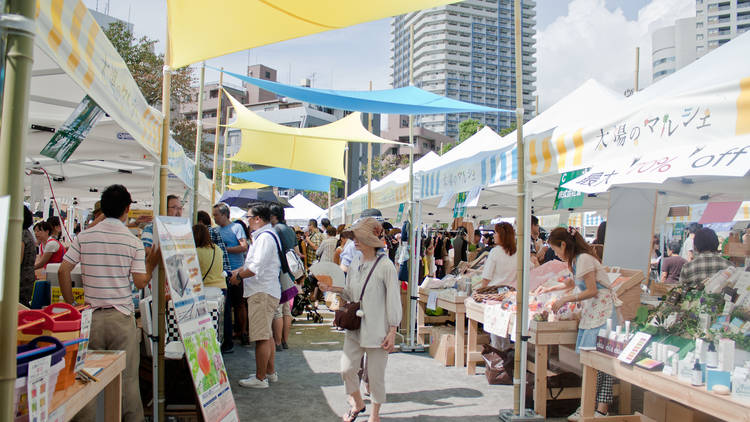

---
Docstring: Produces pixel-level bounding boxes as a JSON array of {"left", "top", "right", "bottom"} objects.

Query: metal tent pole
[
  {"left": 367, "top": 81, "right": 373, "bottom": 209},
  {"left": 155, "top": 21, "right": 174, "bottom": 416},
  {"left": 500, "top": 1, "right": 540, "bottom": 420},
  {"left": 192, "top": 62, "right": 205, "bottom": 223},
  {"left": 211, "top": 68, "right": 224, "bottom": 204},
  {"left": 402, "top": 23, "right": 424, "bottom": 353},
  {"left": 221, "top": 124, "right": 229, "bottom": 193},
  {"left": 0, "top": 1, "right": 35, "bottom": 417}
]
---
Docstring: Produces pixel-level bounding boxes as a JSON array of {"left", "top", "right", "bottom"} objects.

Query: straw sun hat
[{"left": 351, "top": 217, "right": 384, "bottom": 249}]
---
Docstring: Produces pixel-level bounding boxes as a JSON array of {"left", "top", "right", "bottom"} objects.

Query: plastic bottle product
[
  {"left": 624, "top": 321, "right": 631, "bottom": 340},
  {"left": 614, "top": 326, "right": 626, "bottom": 356},
  {"left": 596, "top": 329, "right": 608, "bottom": 352},
  {"left": 706, "top": 342, "right": 718, "bottom": 368},
  {"left": 692, "top": 359, "right": 704, "bottom": 386},
  {"left": 606, "top": 327, "right": 618, "bottom": 355}
]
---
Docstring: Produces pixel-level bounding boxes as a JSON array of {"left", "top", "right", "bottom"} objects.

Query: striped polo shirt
[{"left": 63, "top": 217, "right": 146, "bottom": 315}]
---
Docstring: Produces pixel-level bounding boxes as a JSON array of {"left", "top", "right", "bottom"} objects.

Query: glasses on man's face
[{"left": 168, "top": 205, "right": 184, "bottom": 211}]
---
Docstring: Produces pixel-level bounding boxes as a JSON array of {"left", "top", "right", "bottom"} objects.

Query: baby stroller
[{"left": 292, "top": 273, "right": 323, "bottom": 323}]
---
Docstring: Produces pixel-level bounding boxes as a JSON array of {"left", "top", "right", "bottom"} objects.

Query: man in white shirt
[{"left": 230, "top": 205, "right": 281, "bottom": 389}]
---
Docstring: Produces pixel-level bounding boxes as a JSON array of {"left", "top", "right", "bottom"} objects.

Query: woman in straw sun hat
[{"left": 320, "top": 217, "right": 402, "bottom": 422}]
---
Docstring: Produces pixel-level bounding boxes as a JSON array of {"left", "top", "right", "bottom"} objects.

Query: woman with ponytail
[{"left": 546, "top": 227, "right": 618, "bottom": 420}]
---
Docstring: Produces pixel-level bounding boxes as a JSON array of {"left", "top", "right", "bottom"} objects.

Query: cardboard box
[{"left": 429, "top": 325, "right": 456, "bottom": 366}]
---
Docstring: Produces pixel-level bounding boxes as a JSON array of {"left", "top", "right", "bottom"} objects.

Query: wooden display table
[
  {"left": 465, "top": 299, "right": 627, "bottom": 417},
  {"left": 579, "top": 351, "right": 749, "bottom": 422},
  {"left": 417, "top": 290, "right": 467, "bottom": 367},
  {"left": 50, "top": 351, "right": 125, "bottom": 421}
]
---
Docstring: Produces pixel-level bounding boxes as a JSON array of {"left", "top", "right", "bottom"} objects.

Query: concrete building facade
[
  {"left": 390, "top": 0, "right": 537, "bottom": 139},
  {"left": 696, "top": 0, "right": 750, "bottom": 57},
  {"left": 381, "top": 114, "right": 454, "bottom": 157},
  {"left": 178, "top": 82, "right": 247, "bottom": 135},
  {"left": 651, "top": 17, "right": 697, "bottom": 82}
]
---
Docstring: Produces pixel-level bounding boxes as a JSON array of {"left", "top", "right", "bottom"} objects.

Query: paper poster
[
  {"left": 437, "top": 191, "right": 454, "bottom": 209},
  {"left": 75, "top": 308, "right": 93, "bottom": 372},
  {"left": 155, "top": 216, "right": 238, "bottom": 422},
  {"left": 28, "top": 355, "right": 51, "bottom": 422},
  {"left": 155, "top": 216, "right": 208, "bottom": 323},
  {"left": 40, "top": 95, "right": 105, "bottom": 162},
  {"left": 464, "top": 186, "right": 482, "bottom": 208},
  {"left": 426, "top": 291, "right": 439, "bottom": 311},
  {"left": 180, "top": 316, "right": 238, "bottom": 422},
  {"left": 483, "top": 305, "right": 510, "bottom": 338},
  {"left": 0, "top": 196, "right": 8, "bottom": 302}
]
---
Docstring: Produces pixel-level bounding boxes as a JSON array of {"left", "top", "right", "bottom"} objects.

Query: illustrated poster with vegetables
[{"left": 155, "top": 216, "right": 238, "bottom": 421}]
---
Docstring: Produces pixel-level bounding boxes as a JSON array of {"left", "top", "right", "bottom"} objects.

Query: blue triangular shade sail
[
  {"left": 231, "top": 168, "right": 331, "bottom": 192},
  {"left": 213, "top": 67, "right": 512, "bottom": 115}
]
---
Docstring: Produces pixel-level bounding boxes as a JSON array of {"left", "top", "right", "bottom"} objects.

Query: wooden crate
[
  {"left": 529, "top": 320, "right": 579, "bottom": 345},
  {"left": 606, "top": 267, "right": 645, "bottom": 322}
]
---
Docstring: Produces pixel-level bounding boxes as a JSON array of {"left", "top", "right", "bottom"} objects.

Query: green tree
[
  {"left": 458, "top": 118, "right": 483, "bottom": 142},
  {"left": 371, "top": 153, "right": 409, "bottom": 180},
  {"left": 103, "top": 21, "right": 199, "bottom": 163},
  {"left": 440, "top": 143, "right": 454, "bottom": 155},
  {"left": 305, "top": 179, "right": 344, "bottom": 210},
  {"left": 104, "top": 21, "right": 194, "bottom": 105},
  {"left": 499, "top": 122, "right": 517, "bottom": 137}
]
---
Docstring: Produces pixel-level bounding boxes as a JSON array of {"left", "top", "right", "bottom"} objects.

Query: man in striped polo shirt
[{"left": 59, "top": 184, "right": 159, "bottom": 422}]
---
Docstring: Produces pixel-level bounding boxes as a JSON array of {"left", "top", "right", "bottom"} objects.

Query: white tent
[
  {"left": 26, "top": 45, "right": 215, "bottom": 212},
  {"left": 415, "top": 79, "right": 623, "bottom": 223},
  {"left": 527, "top": 31, "right": 750, "bottom": 199},
  {"left": 285, "top": 194, "right": 326, "bottom": 227}
]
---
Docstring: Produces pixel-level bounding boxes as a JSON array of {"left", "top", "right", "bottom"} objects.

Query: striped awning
[{"left": 418, "top": 144, "right": 517, "bottom": 200}]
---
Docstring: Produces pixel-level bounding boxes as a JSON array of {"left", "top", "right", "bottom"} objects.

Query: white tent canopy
[
  {"left": 26, "top": 45, "right": 215, "bottom": 212},
  {"left": 285, "top": 194, "right": 325, "bottom": 227},
  {"left": 527, "top": 31, "right": 750, "bottom": 198}
]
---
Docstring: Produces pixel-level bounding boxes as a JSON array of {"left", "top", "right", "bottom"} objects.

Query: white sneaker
[
  {"left": 567, "top": 406, "right": 581, "bottom": 422},
  {"left": 238, "top": 376, "right": 269, "bottom": 388},
  {"left": 246, "top": 372, "right": 279, "bottom": 383},
  {"left": 595, "top": 411, "right": 609, "bottom": 418}
]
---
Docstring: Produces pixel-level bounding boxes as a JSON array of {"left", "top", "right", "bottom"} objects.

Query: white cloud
[{"left": 536, "top": 0, "right": 694, "bottom": 109}]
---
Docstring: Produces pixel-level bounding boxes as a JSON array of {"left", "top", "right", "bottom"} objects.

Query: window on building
[
  {"left": 265, "top": 71, "right": 271, "bottom": 79},
  {"left": 209, "top": 89, "right": 218, "bottom": 98}
]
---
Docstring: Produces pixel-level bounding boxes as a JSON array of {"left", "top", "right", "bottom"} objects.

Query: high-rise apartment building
[
  {"left": 695, "top": 0, "right": 750, "bottom": 57},
  {"left": 390, "top": 0, "right": 537, "bottom": 139},
  {"left": 651, "top": 17, "right": 697, "bottom": 82}
]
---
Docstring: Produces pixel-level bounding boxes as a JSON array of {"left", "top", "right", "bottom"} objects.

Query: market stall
[
  {"left": 579, "top": 350, "right": 749, "bottom": 422},
  {"left": 48, "top": 351, "right": 126, "bottom": 421}
]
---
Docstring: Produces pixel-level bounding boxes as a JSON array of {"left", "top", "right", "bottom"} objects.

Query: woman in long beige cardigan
[{"left": 321, "top": 217, "right": 402, "bottom": 422}]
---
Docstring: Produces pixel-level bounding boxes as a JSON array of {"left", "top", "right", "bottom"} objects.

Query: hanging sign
[
  {"left": 554, "top": 169, "right": 586, "bottom": 210},
  {"left": 453, "top": 192, "right": 467, "bottom": 218},
  {"left": 562, "top": 141, "right": 750, "bottom": 193},
  {"left": 395, "top": 203, "right": 405, "bottom": 223},
  {"left": 40, "top": 96, "right": 105, "bottom": 162}
]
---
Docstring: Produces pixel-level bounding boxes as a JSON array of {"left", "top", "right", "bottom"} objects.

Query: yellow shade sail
[
  {"left": 166, "top": 0, "right": 457, "bottom": 68},
  {"left": 227, "top": 182, "right": 268, "bottom": 190},
  {"left": 224, "top": 90, "right": 399, "bottom": 180}
]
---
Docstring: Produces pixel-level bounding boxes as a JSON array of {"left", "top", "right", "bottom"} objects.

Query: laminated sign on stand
[{"left": 155, "top": 217, "right": 238, "bottom": 422}]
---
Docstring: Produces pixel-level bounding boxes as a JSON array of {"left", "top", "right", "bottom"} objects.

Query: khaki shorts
[
  {"left": 247, "top": 293, "right": 278, "bottom": 342},
  {"left": 274, "top": 301, "right": 292, "bottom": 319}
]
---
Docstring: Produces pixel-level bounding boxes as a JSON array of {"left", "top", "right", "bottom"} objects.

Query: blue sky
[{"left": 83, "top": 0, "right": 694, "bottom": 110}]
